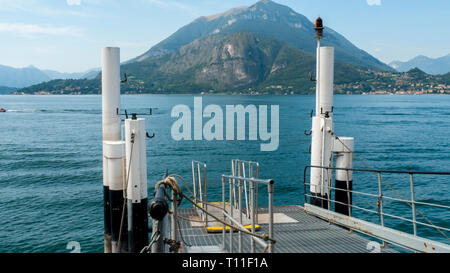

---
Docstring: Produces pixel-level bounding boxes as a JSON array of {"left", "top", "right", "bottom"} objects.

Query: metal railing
[
  {"left": 192, "top": 160, "right": 208, "bottom": 225},
  {"left": 231, "top": 160, "right": 260, "bottom": 222},
  {"left": 221, "top": 174, "right": 274, "bottom": 253},
  {"left": 303, "top": 165, "right": 450, "bottom": 252}
]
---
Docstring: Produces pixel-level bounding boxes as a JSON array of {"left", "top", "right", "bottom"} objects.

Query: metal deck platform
[{"left": 178, "top": 205, "right": 397, "bottom": 253}]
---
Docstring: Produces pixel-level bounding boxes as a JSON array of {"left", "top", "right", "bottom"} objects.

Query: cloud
[
  {"left": 67, "top": 0, "right": 82, "bottom": 6},
  {"left": 366, "top": 0, "right": 381, "bottom": 6},
  {"left": 0, "top": 22, "right": 82, "bottom": 36}
]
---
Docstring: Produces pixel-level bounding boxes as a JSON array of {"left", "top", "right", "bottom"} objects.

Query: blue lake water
[{"left": 0, "top": 94, "right": 449, "bottom": 252}]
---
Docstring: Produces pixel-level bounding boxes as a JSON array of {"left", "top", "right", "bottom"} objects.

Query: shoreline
[{"left": 2, "top": 92, "right": 450, "bottom": 96}]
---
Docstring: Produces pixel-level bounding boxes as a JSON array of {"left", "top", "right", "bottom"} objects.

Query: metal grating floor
[{"left": 177, "top": 205, "right": 398, "bottom": 253}]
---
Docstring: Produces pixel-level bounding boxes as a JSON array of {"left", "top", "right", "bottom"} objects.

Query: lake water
[{"left": 0, "top": 94, "right": 449, "bottom": 252}]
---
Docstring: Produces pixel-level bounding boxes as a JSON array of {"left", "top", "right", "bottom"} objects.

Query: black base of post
[
  {"left": 310, "top": 192, "right": 329, "bottom": 209},
  {"left": 128, "top": 198, "right": 149, "bottom": 253},
  {"left": 110, "top": 189, "right": 128, "bottom": 253},
  {"left": 104, "top": 186, "right": 112, "bottom": 253},
  {"left": 335, "top": 180, "right": 352, "bottom": 215}
]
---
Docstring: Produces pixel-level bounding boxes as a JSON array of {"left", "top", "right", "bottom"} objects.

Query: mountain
[
  {"left": 42, "top": 68, "right": 99, "bottom": 80},
  {"left": 0, "top": 64, "right": 99, "bottom": 88},
  {"left": 133, "top": 0, "right": 392, "bottom": 71},
  {"left": 124, "top": 31, "right": 371, "bottom": 92},
  {"left": 389, "top": 54, "right": 450, "bottom": 75},
  {"left": 19, "top": 31, "right": 372, "bottom": 95},
  {"left": 0, "top": 85, "right": 17, "bottom": 95},
  {"left": 0, "top": 65, "right": 51, "bottom": 88}
]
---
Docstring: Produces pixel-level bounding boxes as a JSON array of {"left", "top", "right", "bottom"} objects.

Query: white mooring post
[
  {"left": 102, "top": 47, "right": 128, "bottom": 253},
  {"left": 310, "top": 46, "right": 335, "bottom": 209},
  {"left": 333, "top": 137, "right": 354, "bottom": 215},
  {"left": 125, "top": 118, "right": 149, "bottom": 253}
]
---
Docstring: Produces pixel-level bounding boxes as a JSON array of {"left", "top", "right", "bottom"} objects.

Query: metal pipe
[
  {"left": 410, "top": 174, "right": 417, "bottom": 237},
  {"left": 221, "top": 210, "right": 268, "bottom": 248},
  {"left": 255, "top": 163, "right": 260, "bottom": 225},
  {"left": 268, "top": 180, "right": 274, "bottom": 253},
  {"left": 222, "top": 175, "right": 226, "bottom": 251},
  {"left": 238, "top": 179, "right": 243, "bottom": 253},
  {"left": 192, "top": 161, "right": 196, "bottom": 205},
  {"left": 203, "top": 163, "right": 207, "bottom": 225},
  {"left": 250, "top": 180, "right": 255, "bottom": 253},
  {"left": 229, "top": 177, "right": 233, "bottom": 253}
]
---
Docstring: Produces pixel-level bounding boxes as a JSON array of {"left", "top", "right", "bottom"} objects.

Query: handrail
[
  {"left": 222, "top": 173, "right": 275, "bottom": 253},
  {"left": 231, "top": 160, "right": 260, "bottom": 220},
  {"left": 192, "top": 160, "right": 208, "bottom": 225},
  {"left": 303, "top": 165, "right": 450, "bottom": 252}
]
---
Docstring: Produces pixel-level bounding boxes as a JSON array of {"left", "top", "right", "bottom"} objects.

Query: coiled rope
[{"left": 149, "top": 174, "right": 276, "bottom": 252}]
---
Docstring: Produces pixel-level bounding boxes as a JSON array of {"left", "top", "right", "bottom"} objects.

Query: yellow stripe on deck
[{"left": 193, "top": 201, "right": 261, "bottom": 233}]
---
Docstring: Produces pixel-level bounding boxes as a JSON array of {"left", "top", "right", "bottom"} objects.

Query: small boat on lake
[{"left": 0, "top": 108, "right": 6, "bottom": 112}]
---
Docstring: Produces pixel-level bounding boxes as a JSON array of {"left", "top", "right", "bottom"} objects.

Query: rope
[
  {"left": 331, "top": 131, "right": 449, "bottom": 241},
  {"left": 117, "top": 133, "right": 135, "bottom": 251}
]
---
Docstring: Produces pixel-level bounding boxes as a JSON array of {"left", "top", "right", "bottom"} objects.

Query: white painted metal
[
  {"left": 103, "top": 141, "right": 126, "bottom": 191},
  {"left": 102, "top": 47, "right": 121, "bottom": 185},
  {"left": 319, "top": 47, "right": 334, "bottom": 116},
  {"left": 310, "top": 45, "right": 335, "bottom": 199},
  {"left": 101, "top": 47, "right": 122, "bottom": 253},
  {"left": 304, "top": 203, "right": 450, "bottom": 253},
  {"left": 310, "top": 117, "right": 322, "bottom": 195},
  {"left": 333, "top": 137, "right": 354, "bottom": 181},
  {"left": 102, "top": 47, "right": 121, "bottom": 142},
  {"left": 320, "top": 117, "right": 333, "bottom": 196},
  {"left": 125, "top": 118, "right": 148, "bottom": 203},
  {"left": 315, "top": 40, "right": 321, "bottom": 113}
]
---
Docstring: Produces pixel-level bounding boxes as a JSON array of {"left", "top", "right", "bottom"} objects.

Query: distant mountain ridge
[
  {"left": 133, "top": 0, "right": 392, "bottom": 71},
  {"left": 0, "top": 65, "right": 50, "bottom": 88},
  {"left": 389, "top": 54, "right": 450, "bottom": 75},
  {"left": 0, "top": 64, "right": 99, "bottom": 88}
]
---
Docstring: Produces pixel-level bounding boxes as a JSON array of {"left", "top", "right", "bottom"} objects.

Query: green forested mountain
[
  {"left": 133, "top": 0, "right": 392, "bottom": 72},
  {"left": 18, "top": 0, "right": 449, "bottom": 95},
  {"left": 19, "top": 32, "right": 370, "bottom": 94}
]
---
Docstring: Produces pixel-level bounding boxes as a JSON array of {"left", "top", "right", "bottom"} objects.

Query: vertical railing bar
[
  {"left": 233, "top": 161, "right": 238, "bottom": 209},
  {"left": 197, "top": 163, "right": 202, "bottom": 206},
  {"left": 377, "top": 171, "right": 386, "bottom": 247},
  {"left": 410, "top": 173, "right": 417, "bottom": 237},
  {"left": 222, "top": 175, "right": 226, "bottom": 251},
  {"left": 204, "top": 163, "right": 208, "bottom": 226},
  {"left": 346, "top": 169, "right": 352, "bottom": 233},
  {"left": 327, "top": 167, "right": 332, "bottom": 211},
  {"left": 304, "top": 166, "right": 308, "bottom": 205},
  {"left": 255, "top": 163, "right": 259, "bottom": 225},
  {"left": 268, "top": 181, "right": 274, "bottom": 253},
  {"left": 192, "top": 161, "right": 196, "bottom": 206},
  {"left": 250, "top": 179, "right": 255, "bottom": 253},
  {"left": 238, "top": 179, "right": 243, "bottom": 253},
  {"left": 229, "top": 177, "right": 233, "bottom": 253},
  {"left": 242, "top": 163, "right": 250, "bottom": 218}
]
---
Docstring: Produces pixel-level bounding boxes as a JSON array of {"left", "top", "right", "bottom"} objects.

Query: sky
[{"left": 0, "top": 0, "right": 449, "bottom": 73}]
